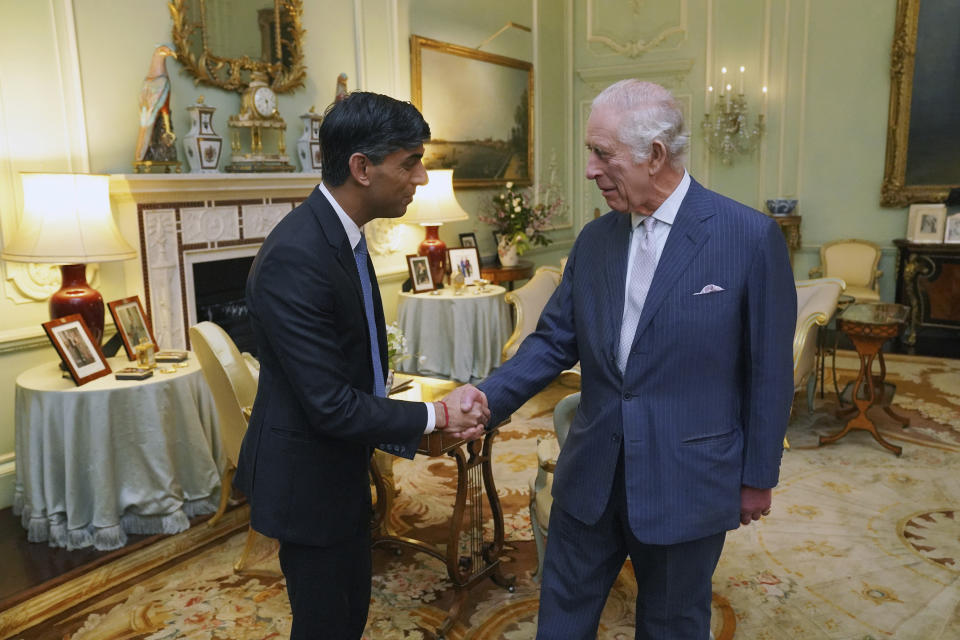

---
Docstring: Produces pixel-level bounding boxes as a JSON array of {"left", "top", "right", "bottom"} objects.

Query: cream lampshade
[
  {"left": 403, "top": 169, "right": 469, "bottom": 286},
  {"left": 1, "top": 173, "right": 137, "bottom": 344}
]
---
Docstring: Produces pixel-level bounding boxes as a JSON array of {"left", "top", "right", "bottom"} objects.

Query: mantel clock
[{"left": 226, "top": 73, "right": 294, "bottom": 172}]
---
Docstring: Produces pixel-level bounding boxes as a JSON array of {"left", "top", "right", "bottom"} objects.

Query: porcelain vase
[{"left": 498, "top": 240, "right": 519, "bottom": 267}]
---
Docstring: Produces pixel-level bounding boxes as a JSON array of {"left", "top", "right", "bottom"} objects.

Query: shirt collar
[
  {"left": 631, "top": 169, "right": 690, "bottom": 230},
  {"left": 318, "top": 182, "right": 363, "bottom": 250}
]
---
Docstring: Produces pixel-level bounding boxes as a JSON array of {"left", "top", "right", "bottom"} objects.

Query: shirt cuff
[{"left": 424, "top": 401, "right": 435, "bottom": 434}]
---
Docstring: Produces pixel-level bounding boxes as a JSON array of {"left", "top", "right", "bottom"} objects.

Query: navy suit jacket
[
  {"left": 234, "top": 188, "right": 424, "bottom": 546},
  {"left": 479, "top": 179, "right": 796, "bottom": 545}
]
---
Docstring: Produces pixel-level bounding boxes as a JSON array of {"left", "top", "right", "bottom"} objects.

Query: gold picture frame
[
  {"left": 411, "top": 35, "right": 533, "bottom": 188},
  {"left": 880, "top": 0, "right": 960, "bottom": 206}
]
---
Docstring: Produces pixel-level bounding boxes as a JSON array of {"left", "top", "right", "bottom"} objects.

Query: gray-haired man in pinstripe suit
[{"left": 477, "top": 80, "right": 795, "bottom": 639}]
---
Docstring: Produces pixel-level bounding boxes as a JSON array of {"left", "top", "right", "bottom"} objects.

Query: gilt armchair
[
  {"left": 502, "top": 266, "right": 562, "bottom": 360},
  {"left": 190, "top": 321, "right": 274, "bottom": 574},
  {"left": 530, "top": 391, "right": 579, "bottom": 580},
  {"left": 809, "top": 239, "right": 881, "bottom": 302}
]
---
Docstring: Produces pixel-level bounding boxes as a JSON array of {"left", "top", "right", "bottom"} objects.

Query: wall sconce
[{"left": 701, "top": 66, "right": 766, "bottom": 166}]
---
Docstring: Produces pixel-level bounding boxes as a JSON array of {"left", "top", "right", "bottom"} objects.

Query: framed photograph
[
  {"left": 459, "top": 232, "right": 478, "bottom": 248},
  {"left": 108, "top": 296, "right": 157, "bottom": 360},
  {"left": 411, "top": 35, "right": 533, "bottom": 188},
  {"left": 492, "top": 231, "right": 504, "bottom": 249},
  {"left": 944, "top": 213, "right": 960, "bottom": 244},
  {"left": 447, "top": 246, "right": 482, "bottom": 285},
  {"left": 42, "top": 314, "right": 112, "bottom": 386},
  {"left": 907, "top": 204, "right": 946, "bottom": 243},
  {"left": 406, "top": 254, "right": 436, "bottom": 293}
]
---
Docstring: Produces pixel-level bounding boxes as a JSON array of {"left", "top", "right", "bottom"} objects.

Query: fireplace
[{"left": 186, "top": 250, "right": 257, "bottom": 355}]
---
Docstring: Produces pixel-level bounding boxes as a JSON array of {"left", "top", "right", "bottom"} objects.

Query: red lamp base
[
  {"left": 418, "top": 224, "right": 447, "bottom": 286},
  {"left": 49, "top": 263, "right": 105, "bottom": 345}
]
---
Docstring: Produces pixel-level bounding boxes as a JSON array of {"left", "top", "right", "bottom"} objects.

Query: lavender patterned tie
[{"left": 617, "top": 216, "right": 657, "bottom": 372}]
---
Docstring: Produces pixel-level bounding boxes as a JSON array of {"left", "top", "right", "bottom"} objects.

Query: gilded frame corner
[{"left": 881, "top": 0, "right": 956, "bottom": 207}]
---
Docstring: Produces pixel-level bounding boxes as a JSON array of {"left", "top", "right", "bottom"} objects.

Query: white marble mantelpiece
[{"left": 109, "top": 173, "right": 321, "bottom": 350}]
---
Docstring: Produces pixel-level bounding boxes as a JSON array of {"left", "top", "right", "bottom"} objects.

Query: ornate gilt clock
[{"left": 226, "top": 72, "right": 294, "bottom": 172}]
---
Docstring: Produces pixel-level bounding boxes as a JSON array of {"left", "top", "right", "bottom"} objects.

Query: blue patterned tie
[
  {"left": 354, "top": 234, "right": 386, "bottom": 398},
  {"left": 618, "top": 216, "right": 657, "bottom": 372}
]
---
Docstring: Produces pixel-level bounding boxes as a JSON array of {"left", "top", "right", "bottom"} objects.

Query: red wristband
[{"left": 439, "top": 400, "right": 449, "bottom": 428}]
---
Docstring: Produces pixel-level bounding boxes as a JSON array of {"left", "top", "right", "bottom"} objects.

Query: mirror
[{"left": 170, "top": 0, "right": 306, "bottom": 93}]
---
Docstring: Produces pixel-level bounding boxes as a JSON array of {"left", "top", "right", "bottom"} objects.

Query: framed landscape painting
[{"left": 411, "top": 35, "right": 533, "bottom": 188}]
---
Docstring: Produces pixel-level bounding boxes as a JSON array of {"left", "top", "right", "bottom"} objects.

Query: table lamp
[
  {"left": 1, "top": 173, "right": 137, "bottom": 345},
  {"left": 403, "top": 169, "right": 469, "bottom": 286}
]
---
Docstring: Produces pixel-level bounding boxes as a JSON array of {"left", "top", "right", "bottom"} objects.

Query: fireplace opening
[{"left": 192, "top": 256, "right": 257, "bottom": 356}]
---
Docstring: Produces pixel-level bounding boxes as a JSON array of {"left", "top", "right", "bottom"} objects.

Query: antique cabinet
[{"left": 893, "top": 239, "right": 960, "bottom": 357}]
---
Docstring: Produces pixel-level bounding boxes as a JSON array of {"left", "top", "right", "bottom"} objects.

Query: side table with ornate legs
[
  {"left": 819, "top": 303, "right": 911, "bottom": 456},
  {"left": 371, "top": 376, "right": 515, "bottom": 639}
]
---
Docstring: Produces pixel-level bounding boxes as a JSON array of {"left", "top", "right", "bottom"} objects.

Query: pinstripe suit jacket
[{"left": 478, "top": 178, "right": 796, "bottom": 545}]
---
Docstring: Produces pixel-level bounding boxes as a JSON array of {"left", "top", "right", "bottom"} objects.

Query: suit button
[{"left": 623, "top": 392, "right": 633, "bottom": 400}]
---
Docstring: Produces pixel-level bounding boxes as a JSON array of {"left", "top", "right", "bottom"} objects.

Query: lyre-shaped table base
[
  {"left": 819, "top": 311, "right": 910, "bottom": 456},
  {"left": 371, "top": 425, "right": 515, "bottom": 639}
]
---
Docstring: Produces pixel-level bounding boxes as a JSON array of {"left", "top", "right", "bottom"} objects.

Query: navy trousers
[
  {"left": 278, "top": 528, "right": 372, "bottom": 640},
  {"left": 536, "top": 451, "right": 726, "bottom": 639}
]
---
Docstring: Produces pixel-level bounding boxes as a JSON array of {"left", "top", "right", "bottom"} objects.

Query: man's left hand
[{"left": 740, "top": 486, "right": 772, "bottom": 526}]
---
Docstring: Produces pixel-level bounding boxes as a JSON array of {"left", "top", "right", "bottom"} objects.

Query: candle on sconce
[
  {"left": 725, "top": 85, "right": 732, "bottom": 112},
  {"left": 706, "top": 85, "right": 713, "bottom": 113},
  {"left": 720, "top": 67, "right": 727, "bottom": 96},
  {"left": 761, "top": 85, "right": 768, "bottom": 116},
  {"left": 739, "top": 66, "right": 745, "bottom": 94}
]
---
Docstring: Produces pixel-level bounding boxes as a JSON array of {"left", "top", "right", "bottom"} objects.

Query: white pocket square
[{"left": 693, "top": 284, "right": 725, "bottom": 295}]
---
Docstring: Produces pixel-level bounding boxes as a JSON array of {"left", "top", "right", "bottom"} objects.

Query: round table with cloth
[
  {"left": 12, "top": 354, "right": 223, "bottom": 550},
  {"left": 397, "top": 285, "right": 512, "bottom": 382}
]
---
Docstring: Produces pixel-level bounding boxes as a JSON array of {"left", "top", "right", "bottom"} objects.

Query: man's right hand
[{"left": 436, "top": 385, "right": 489, "bottom": 440}]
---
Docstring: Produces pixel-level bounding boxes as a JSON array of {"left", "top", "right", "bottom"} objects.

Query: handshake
[{"left": 433, "top": 384, "right": 489, "bottom": 441}]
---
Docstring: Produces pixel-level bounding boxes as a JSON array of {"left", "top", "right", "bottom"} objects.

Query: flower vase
[{"left": 498, "top": 240, "right": 519, "bottom": 267}]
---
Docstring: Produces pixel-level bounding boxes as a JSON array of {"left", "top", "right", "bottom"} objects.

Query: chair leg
[
  {"left": 530, "top": 495, "right": 546, "bottom": 583},
  {"left": 806, "top": 371, "right": 817, "bottom": 414},
  {"left": 207, "top": 465, "right": 236, "bottom": 528},
  {"left": 234, "top": 526, "right": 259, "bottom": 574}
]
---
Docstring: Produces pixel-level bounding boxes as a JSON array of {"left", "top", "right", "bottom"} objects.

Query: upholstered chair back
[
  {"left": 189, "top": 321, "right": 258, "bottom": 466},
  {"left": 814, "top": 239, "right": 881, "bottom": 302},
  {"left": 502, "top": 266, "right": 562, "bottom": 360}
]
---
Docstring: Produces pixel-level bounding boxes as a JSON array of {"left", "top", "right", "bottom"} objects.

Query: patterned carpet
[{"left": 11, "top": 353, "right": 960, "bottom": 639}]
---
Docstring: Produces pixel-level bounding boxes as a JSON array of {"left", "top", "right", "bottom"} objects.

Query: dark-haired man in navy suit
[
  {"left": 234, "top": 91, "right": 488, "bottom": 639},
  {"left": 477, "top": 80, "right": 796, "bottom": 639}
]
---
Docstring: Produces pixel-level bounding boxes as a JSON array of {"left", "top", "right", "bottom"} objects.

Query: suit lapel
[
  {"left": 604, "top": 212, "right": 634, "bottom": 361},
  {"left": 630, "top": 179, "right": 715, "bottom": 347}
]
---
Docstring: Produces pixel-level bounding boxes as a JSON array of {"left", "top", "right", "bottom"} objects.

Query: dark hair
[{"left": 319, "top": 92, "right": 431, "bottom": 187}]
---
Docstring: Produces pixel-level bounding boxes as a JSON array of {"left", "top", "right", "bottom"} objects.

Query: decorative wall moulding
[
  {"left": 586, "top": 0, "right": 688, "bottom": 58},
  {"left": 4, "top": 263, "right": 100, "bottom": 305},
  {"left": 576, "top": 59, "right": 695, "bottom": 91}
]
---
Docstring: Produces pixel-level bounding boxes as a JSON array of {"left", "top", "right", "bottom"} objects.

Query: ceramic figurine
[{"left": 134, "top": 45, "right": 181, "bottom": 173}]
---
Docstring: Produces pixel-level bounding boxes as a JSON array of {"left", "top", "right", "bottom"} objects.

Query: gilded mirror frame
[
  {"left": 881, "top": 0, "right": 958, "bottom": 207},
  {"left": 169, "top": 0, "right": 306, "bottom": 93}
]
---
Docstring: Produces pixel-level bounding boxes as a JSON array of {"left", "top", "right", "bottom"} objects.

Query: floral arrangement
[
  {"left": 386, "top": 321, "right": 409, "bottom": 369},
  {"left": 478, "top": 182, "right": 563, "bottom": 255}
]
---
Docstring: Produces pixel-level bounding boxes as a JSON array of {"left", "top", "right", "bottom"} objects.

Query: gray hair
[{"left": 591, "top": 80, "right": 689, "bottom": 169}]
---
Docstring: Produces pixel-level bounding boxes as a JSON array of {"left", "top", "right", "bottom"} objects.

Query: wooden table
[
  {"left": 819, "top": 303, "right": 910, "bottom": 456},
  {"left": 371, "top": 375, "right": 514, "bottom": 639},
  {"left": 480, "top": 259, "right": 533, "bottom": 290}
]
